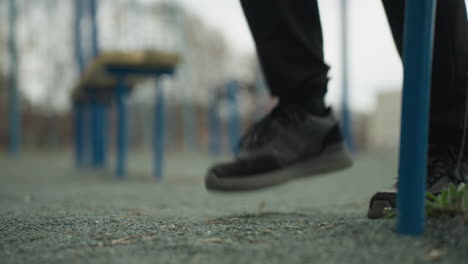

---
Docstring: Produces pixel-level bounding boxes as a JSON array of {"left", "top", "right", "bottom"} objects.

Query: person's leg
[
  {"left": 382, "top": 0, "right": 468, "bottom": 145},
  {"left": 205, "top": 0, "right": 353, "bottom": 191},
  {"left": 240, "top": 0, "right": 329, "bottom": 115},
  {"left": 368, "top": 0, "right": 468, "bottom": 219}
]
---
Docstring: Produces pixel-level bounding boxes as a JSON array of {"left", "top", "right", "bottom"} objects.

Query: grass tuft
[{"left": 385, "top": 183, "right": 468, "bottom": 219}]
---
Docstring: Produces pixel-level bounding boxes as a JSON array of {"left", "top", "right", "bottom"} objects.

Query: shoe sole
[
  {"left": 367, "top": 200, "right": 395, "bottom": 219},
  {"left": 205, "top": 142, "right": 353, "bottom": 192}
]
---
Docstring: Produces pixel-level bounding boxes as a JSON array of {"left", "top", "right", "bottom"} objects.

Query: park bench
[{"left": 72, "top": 50, "right": 180, "bottom": 179}]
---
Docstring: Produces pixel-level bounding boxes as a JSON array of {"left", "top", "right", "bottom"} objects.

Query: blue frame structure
[
  {"left": 90, "top": 98, "right": 108, "bottom": 168},
  {"left": 8, "top": 0, "right": 20, "bottom": 155},
  {"left": 88, "top": 0, "right": 108, "bottom": 169},
  {"left": 154, "top": 80, "right": 166, "bottom": 180},
  {"left": 105, "top": 67, "right": 175, "bottom": 179},
  {"left": 73, "top": 0, "right": 88, "bottom": 167},
  {"left": 74, "top": 0, "right": 109, "bottom": 169},
  {"left": 72, "top": 0, "right": 177, "bottom": 179},
  {"left": 73, "top": 102, "right": 86, "bottom": 167},
  {"left": 397, "top": 0, "right": 437, "bottom": 235}
]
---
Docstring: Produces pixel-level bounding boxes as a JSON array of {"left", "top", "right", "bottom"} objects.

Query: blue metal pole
[
  {"left": 74, "top": 102, "right": 86, "bottom": 167},
  {"left": 116, "top": 76, "right": 128, "bottom": 178},
  {"left": 74, "top": 0, "right": 85, "bottom": 74},
  {"left": 91, "top": 101, "right": 99, "bottom": 167},
  {"left": 154, "top": 79, "right": 166, "bottom": 180},
  {"left": 89, "top": 0, "right": 106, "bottom": 168},
  {"left": 90, "top": 0, "right": 100, "bottom": 57},
  {"left": 84, "top": 102, "right": 93, "bottom": 166},
  {"left": 73, "top": 0, "right": 87, "bottom": 168},
  {"left": 101, "top": 103, "right": 109, "bottom": 166},
  {"left": 209, "top": 97, "right": 221, "bottom": 155},
  {"left": 97, "top": 102, "right": 107, "bottom": 166},
  {"left": 227, "top": 81, "right": 241, "bottom": 154},
  {"left": 90, "top": 99, "right": 106, "bottom": 168},
  {"left": 397, "top": 0, "right": 437, "bottom": 236},
  {"left": 340, "top": 0, "right": 354, "bottom": 152},
  {"left": 8, "top": 0, "right": 20, "bottom": 155}
]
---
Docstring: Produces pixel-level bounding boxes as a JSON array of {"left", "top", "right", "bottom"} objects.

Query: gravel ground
[{"left": 0, "top": 151, "right": 466, "bottom": 264}]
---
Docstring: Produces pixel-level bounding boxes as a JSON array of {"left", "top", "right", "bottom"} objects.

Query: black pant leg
[
  {"left": 240, "top": 0, "right": 329, "bottom": 102},
  {"left": 382, "top": 0, "right": 468, "bottom": 146}
]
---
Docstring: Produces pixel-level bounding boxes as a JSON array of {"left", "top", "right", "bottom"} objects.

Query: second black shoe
[
  {"left": 205, "top": 102, "right": 353, "bottom": 191},
  {"left": 367, "top": 145, "right": 468, "bottom": 219}
]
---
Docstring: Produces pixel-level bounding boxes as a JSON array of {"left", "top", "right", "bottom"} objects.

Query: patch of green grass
[
  {"left": 426, "top": 183, "right": 468, "bottom": 217},
  {"left": 385, "top": 183, "right": 468, "bottom": 219}
]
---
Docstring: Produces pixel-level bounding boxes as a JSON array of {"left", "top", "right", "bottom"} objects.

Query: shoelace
[
  {"left": 238, "top": 110, "right": 275, "bottom": 150},
  {"left": 237, "top": 103, "right": 307, "bottom": 150}
]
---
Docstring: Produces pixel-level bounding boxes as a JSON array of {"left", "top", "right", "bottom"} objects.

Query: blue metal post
[
  {"left": 74, "top": 0, "right": 85, "bottom": 74},
  {"left": 340, "top": 0, "right": 354, "bottom": 152},
  {"left": 84, "top": 102, "right": 94, "bottom": 166},
  {"left": 91, "top": 101, "right": 99, "bottom": 167},
  {"left": 89, "top": 0, "right": 107, "bottom": 168},
  {"left": 74, "top": 102, "right": 86, "bottom": 167},
  {"left": 90, "top": 0, "right": 99, "bottom": 57},
  {"left": 101, "top": 103, "right": 109, "bottom": 166},
  {"left": 116, "top": 76, "right": 128, "bottom": 178},
  {"left": 8, "top": 0, "right": 20, "bottom": 155},
  {"left": 209, "top": 96, "right": 221, "bottom": 155},
  {"left": 91, "top": 99, "right": 106, "bottom": 168},
  {"left": 397, "top": 0, "right": 437, "bottom": 236},
  {"left": 73, "top": 0, "right": 87, "bottom": 168},
  {"left": 227, "top": 81, "right": 241, "bottom": 154},
  {"left": 154, "top": 79, "right": 166, "bottom": 180}
]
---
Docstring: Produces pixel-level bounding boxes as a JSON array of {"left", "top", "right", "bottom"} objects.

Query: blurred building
[{"left": 366, "top": 90, "right": 401, "bottom": 152}]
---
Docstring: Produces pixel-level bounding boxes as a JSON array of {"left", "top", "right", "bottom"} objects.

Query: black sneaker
[
  {"left": 367, "top": 146, "right": 468, "bottom": 219},
  {"left": 205, "top": 102, "right": 353, "bottom": 191}
]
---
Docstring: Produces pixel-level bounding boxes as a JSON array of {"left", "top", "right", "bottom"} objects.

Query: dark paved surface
[{"left": 0, "top": 151, "right": 466, "bottom": 264}]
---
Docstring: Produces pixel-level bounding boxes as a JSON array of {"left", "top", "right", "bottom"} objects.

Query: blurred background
[
  {"left": 2, "top": 2, "right": 468, "bottom": 263},
  {"left": 2, "top": 0, "right": 449, "bottom": 179}
]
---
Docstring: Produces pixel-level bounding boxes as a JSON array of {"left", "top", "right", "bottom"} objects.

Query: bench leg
[
  {"left": 154, "top": 78, "right": 166, "bottom": 180},
  {"left": 397, "top": 0, "right": 437, "bottom": 235},
  {"left": 101, "top": 104, "right": 109, "bottom": 167},
  {"left": 91, "top": 102, "right": 108, "bottom": 168},
  {"left": 116, "top": 77, "right": 128, "bottom": 179},
  {"left": 209, "top": 100, "right": 221, "bottom": 155},
  {"left": 74, "top": 102, "right": 86, "bottom": 168},
  {"left": 8, "top": 0, "right": 20, "bottom": 156}
]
